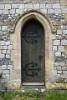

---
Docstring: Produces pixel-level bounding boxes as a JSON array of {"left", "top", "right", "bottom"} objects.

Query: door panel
[{"left": 21, "top": 19, "right": 45, "bottom": 84}]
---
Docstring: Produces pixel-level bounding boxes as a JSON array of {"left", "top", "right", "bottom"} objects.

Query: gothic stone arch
[{"left": 10, "top": 10, "right": 55, "bottom": 89}]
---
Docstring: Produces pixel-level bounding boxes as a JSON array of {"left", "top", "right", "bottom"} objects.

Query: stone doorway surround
[{"left": 9, "top": 10, "right": 56, "bottom": 89}]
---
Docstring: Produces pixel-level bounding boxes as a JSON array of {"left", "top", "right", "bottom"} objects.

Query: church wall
[{"left": 0, "top": 0, "right": 67, "bottom": 90}]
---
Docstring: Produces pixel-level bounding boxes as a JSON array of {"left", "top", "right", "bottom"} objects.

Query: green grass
[
  {"left": 44, "top": 91, "right": 67, "bottom": 100},
  {"left": 0, "top": 90, "right": 67, "bottom": 100}
]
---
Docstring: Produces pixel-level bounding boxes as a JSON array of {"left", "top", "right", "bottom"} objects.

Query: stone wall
[{"left": 0, "top": 0, "right": 67, "bottom": 89}]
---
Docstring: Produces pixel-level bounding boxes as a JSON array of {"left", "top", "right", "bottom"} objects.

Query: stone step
[{"left": 21, "top": 86, "right": 46, "bottom": 92}]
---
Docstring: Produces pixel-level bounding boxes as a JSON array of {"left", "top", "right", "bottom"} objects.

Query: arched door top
[{"left": 14, "top": 10, "right": 56, "bottom": 34}]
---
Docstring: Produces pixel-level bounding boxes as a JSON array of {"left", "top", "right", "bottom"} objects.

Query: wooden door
[{"left": 21, "top": 19, "right": 45, "bottom": 85}]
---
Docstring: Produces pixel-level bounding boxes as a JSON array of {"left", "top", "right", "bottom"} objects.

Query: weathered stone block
[
  {"left": 40, "top": 9, "right": 47, "bottom": 14},
  {"left": 16, "top": 9, "right": 24, "bottom": 14},
  {"left": 0, "top": 70, "right": 2, "bottom": 74},
  {"left": 25, "top": 3, "right": 33, "bottom": 9},
  {"left": 60, "top": 62, "right": 65, "bottom": 66},
  {"left": 6, "top": 54, "right": 10, "bottom": 58},
  {"left": 2, "top": 9, "right": 9, "bottom": 14},
  {"left": 62, "top": 67, "right": 67, "bottom": 71},
  {"left": 16, "top": 9, "right": 19, "bottom": 14},
  {"left": 63, "top": 71, "right": 67, "bottom": 74},
  {"left": 1, "top": 50, "right": 6, "bottom": 54},
  {"left": 6, "top": 74, "right": 10, "bottom": 80},
  {"left": 55, "top": 52, "right": 61, "bottom": 56},
  {"left": 52, "top": 3, "right": 60, "bottom": 8},
  {"left": 54, "top": 62, "right": 60, "bottom": 66},
  {"left": 48, "top": 9, "right": 54, "bottom": 14},
  {"left": 0, "top": 4, "right": 4, "bottom": 9},
  {"left": 56, "top": 78, "right": 65, "bottom": 83},
  {"left": 0, "top": 34, "right": 10, "bottom": 41},
  {"left": 60, "top": 0, "right": 67, "bottom": 5},
  {"left": 19, "top": 4, "right": 24, "bottom": 9},
  {"left": 0, "top": 58, "right": 11, "bottom": 65},
  {"left": 10, "top": 9, "right": 15, "bottom": 14},
  {"left": 2, "top": 26, "right": 8, "bottom": 31},
  {"left": 2, "top": 65, "right": 7, "bottom": 69},
  {"left": 58, "top": 46, "right": 65, "bottom": 52},
  {"left": 46, "top": 4, "right": 52, "bottom": 8},
  {"left": 54, "top": 9, "right": 61, "bottom": 14},
  {"left": 64, "top": 14, "right": 67, "bottom": 21},
  {"left": 63, "top": 30, "right": 67, "bottom": 34},
  {"left": 3, "top": 70, "right": 10, "bottom": 74},
  {"left": 66, "top": 25, "right": 67, "bottom": 29},
  {"left": 2, "top": 45, "right": 7, "bottom": 50},
  {"left": 3, "top": 74, "right": 9, "bottom": 80},
  {"left": 57, "top": 66, "right": 62, "bottom": 70},
  {"left": 33, "top": 3, "right": 39, "bottom": 9},
  {"left": 62, "top": 9, "right": 67, "bottom": 13},
  {"left": 0, "top": 45, "right": 3, "bottom": 50},
  {"left": 57, "top": 30, "right": 62, "bottom": 34},
  {"left": 51, "top": 0, "right": 60, "bottom": 3},
  {"left": 65, "top": 79, "right": 67, "bottom": 83},
  {"left": 5, "top": 4, "right": 11, "bottom": 9},
  {"left": 64, "top": 46, "right": 67, "bottom": 56},
  {"left": 8, "top": 65, "right": 13, "bottom": 70},
  {"left": 12, "top": 4, "right": 20, "bottom": 9},
  {"left": 56, "top": 35, "right": 62, "bottom": 40},
  {"left": 55, "top": 56, "right": 65, "bottom": 62},
  {"left": 7, "top": 50, "right": 11, "bottom": 54},
  {"left": 0, "top": 10, "right": 2, "bottom": 14},
  {"left": 0, "top": 54, "right": 4, "bottom": 58},
  {"left": 8, "top": 45, "right": 13, "bottom": 50},
  {"left": 61, "top": 25, "right": 66, "bottom": 30},
  {"left": 53, "top": 46, "right": 57, "bottom": 51},
  {"left": 61, "top": 40, "right": 67, "bottom": 45},
  {"left": 40, "top": 3, "right": 45, "bottom": 9},
  {"left": 57, "top": 70, "right": 63, "bottom": 74},
  {"left": 5, "top": 41, "right": 10, "bottom": 45},
  {"left": 0, "top": 26, "right": 1, "bottom": 30},
  {"left": 1, "top": 41, "right": 5, "bottom": 45},
  {"left": 53, "top": 40, "right": 60, "bottom": 45}
]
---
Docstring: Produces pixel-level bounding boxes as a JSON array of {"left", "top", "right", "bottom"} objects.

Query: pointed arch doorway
[
  {"left": 10, "top": 10, "right": 54, "bottom": 88},
  {"left": 21, "top": 19, "right": 45, "bottom": 85}
]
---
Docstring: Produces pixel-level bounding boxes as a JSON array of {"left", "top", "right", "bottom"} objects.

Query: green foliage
[
  {"left": 22, "top": 90, "right": 40, "bottom": 97},
  {"left": 3, "top": 93, "right": 13, "bottom": 100},
  {"left": 44, "top": 91, "right": 67, "bottom": 100},
  {"left": 0, "top": 90, "right": 67, "bottom": 100},
  {"left": 0, "top": 96, "right": 2, "bottom": 100}
]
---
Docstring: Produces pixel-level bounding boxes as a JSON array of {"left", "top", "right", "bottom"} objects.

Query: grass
[
  {"left": 44, "top": 91, "right": 67, "bottom": 100},
  {"left": 0, "top": 90, "right": 67, "bottom": 100}
]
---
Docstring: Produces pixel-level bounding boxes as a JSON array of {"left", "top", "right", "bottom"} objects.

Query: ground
[{"left": 0, "top": 89, "right": 67, "bottom": 100}]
